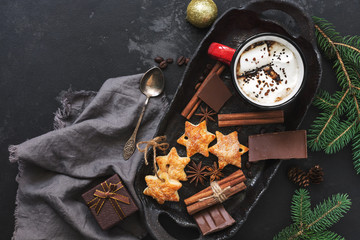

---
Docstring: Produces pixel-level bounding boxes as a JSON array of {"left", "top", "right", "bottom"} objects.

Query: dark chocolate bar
[
  {"left": 197, "top": 74, "right": 232, "bottom": 112},
  {"left": 193, "top": 204, "right": 235, "bottom": 235},
  {"left": 248, "top": 130, "right": 307, "bottom": 162}
]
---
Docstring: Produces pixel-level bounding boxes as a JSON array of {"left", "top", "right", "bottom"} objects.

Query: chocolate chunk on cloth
[
  {"left": 248, "top": 130, "right": 307, "bottom": 162},
  {"left": 197, "top": 73, "right": 232, "bottom": 112},
  {"left": 9, "top": 74, "right": 169, "bottom": 239}
]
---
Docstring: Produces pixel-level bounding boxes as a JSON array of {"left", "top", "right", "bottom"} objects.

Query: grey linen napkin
[{"left": 9, "top": 74, "right": 169, "bottom": 240}]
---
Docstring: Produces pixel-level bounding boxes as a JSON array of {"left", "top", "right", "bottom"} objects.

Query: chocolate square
[
  {"left": 198, "top": 74, "right": 232, "bottom": 112},
  {"left": 193, "top": 204, "right": 235, "bottom": 235},
  {"left": 82, "top": 174, "right": 138, "bottom": 230},
  {"left": 248, "top": 130, "right": 307, "bottom": 162}
]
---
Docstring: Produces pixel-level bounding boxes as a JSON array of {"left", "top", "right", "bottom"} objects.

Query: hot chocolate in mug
[{"left": 208, "top": 33, "right": 306, "bottom": 108}]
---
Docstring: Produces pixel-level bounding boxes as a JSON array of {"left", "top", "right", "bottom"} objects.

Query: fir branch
[
  {"left": 308, "top": 112, "right": 341, "bottom": 151},
  {"left": 310, "top": 89, "right": 349, "bottom": 145},
  {"left": 313, "top": 90, "right": 336, "bottom": 111},
  {"left": 312, "top": 17, "right": 342, "bottom": 58},
  {"left": 307, "top": 194, "right": 351, "bottom": 232},
  {"left": 333, "top": 58, "right": 358, "bottom": 90},
  {"left": 314, "top": 24, "right": 353, "bottom": 88},
  {"left": 325, "top": 120, "right": 357, "bottom": 154},
  {"left": 274, "top": 190, "right": 351, "bottom": 240},
  {"left": 291, "top": 189, "right": 311, "bottom": 228},
  {"left": 315, "top": 96, "right": 336, "bottom": 108},
  {"left": 309, "top": 17, "right": 360, "bottom": 173},
  {"left": 352, "top": 85, "right": 360, "bottom": 91},
  {"left": 334, "top": 42, "right": 360, "bottom": 54}
]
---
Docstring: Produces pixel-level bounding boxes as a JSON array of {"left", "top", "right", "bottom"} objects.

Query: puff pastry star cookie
[
  {"left": 156, "top": 147, "right": 190, "bottom": 181},
  {"left": 143, "top": 172, "right": 182, "bottom": 204},
  {"left": 209, "top": 131, "right": 249, "bottom": 169},
  {"left": 177, "top": 121, "right": 216, "bottom": 157}
]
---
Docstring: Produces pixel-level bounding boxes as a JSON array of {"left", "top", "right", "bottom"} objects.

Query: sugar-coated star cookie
[
  {"left": 143, "top": 172, "right": 182, "bottom": 204},
  {"left": 209, "top": 131, "right": 249, "bottom": 169},
  {"left": 177, "top": 121, "right": 216, "bottom": 157},
  {"left": 156, "top": 147, "right": 190, "bottom": 181}
]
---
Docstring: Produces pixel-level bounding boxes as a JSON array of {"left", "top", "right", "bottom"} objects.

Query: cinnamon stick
[
  {"left": 187, "top": 98, "right": 202, "bottom": 119},
  {"left": 184, "top": 170, "right": 245, "bottom": 206},
  {"left": 218, "top": 110, "right": 283, "bottom": 121},
  {"left": 219, "top": 118, "right": 284, "bottom": 127},
  {"left": 182, "top": 96, "right": 201, "bottom": 119},
  {"left": 218, "top": 110, "right": 284, "bottom": 127},
  {"left": 216, "top": 65, "right": 226, "bottom": 75},
  {"left": 186, "top": 182, "right": 246, "bottom": 215},
  {"left": 181, "top": 62, "right": 224, "bottom": 119}
]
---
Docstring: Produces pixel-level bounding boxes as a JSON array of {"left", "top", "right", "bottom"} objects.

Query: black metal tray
[{"left": 134, "top": 1, "right": 322, "bottom": 239}]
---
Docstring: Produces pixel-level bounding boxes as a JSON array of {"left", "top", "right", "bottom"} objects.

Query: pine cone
[
  {"left": 308, "top": 165, "right": 324, "bottom": 184},
  {"left": 288, "top": 167, "right": 310, "bottom": 187}
]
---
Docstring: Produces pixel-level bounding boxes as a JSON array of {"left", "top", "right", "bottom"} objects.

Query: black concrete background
[{"left": 1, "top": 0, "right": 359, "bottom": 239}]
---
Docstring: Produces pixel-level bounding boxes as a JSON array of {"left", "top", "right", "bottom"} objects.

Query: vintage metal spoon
[{"left": 123, "top": 67, "right": 165, "bottom": 160}]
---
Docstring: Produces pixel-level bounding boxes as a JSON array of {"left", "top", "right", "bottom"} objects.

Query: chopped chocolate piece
[
  {"left": 197, "top": 74, "right": 232, "bottom": 112},
  {"left": 193, "top": 204, "right": 235, "bottom": 236},
  {"left": 248, "top": 130, "right": 307, "bottom": 162}
]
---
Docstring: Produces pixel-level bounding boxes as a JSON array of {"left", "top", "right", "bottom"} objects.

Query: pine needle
[
  {"left": 352, "top": 129, "right": 360, "bottom": 174},
  {"left": 307, "top": 230, "right": 344, "bottom": 240},
  {"left": 273, "top": 224, "right": 300, "bottom": 240}
]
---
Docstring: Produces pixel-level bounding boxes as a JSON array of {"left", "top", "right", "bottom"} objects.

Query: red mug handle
[{"left": 208, "top": 42, "right": 236, "bottom": 65}]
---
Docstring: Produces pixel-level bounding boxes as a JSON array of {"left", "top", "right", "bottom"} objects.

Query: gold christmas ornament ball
[{"left": 186, "top": 0, "right": 218, "bottom": 28}]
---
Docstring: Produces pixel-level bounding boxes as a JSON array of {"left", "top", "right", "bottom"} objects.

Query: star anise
[
  {"left": 195, "top": 106, "right": 216, "bottom": 123},
  {"left": 186, "top": 161, "right": 207, "bottom": 186},
  {"left": 205, "top": 162, "right": 224, "bottom": 182}
]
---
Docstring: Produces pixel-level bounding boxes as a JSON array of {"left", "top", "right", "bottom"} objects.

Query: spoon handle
[{"left": 123, "top": 97, "right": 150, "bottom": 160}]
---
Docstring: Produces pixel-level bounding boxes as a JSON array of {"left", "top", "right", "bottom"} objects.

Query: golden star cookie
[
  {"left": 156, "top": 147, "right": 190, "bottom": 181},
  {"left": 177, "top": 121, "right": 216, "bottom": 157},
  {"left": 209, "top": 131, "right": 249, "bottom": 169},
  {"left": 143, "top": 172, "right": 182, "bottom": 204}
]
